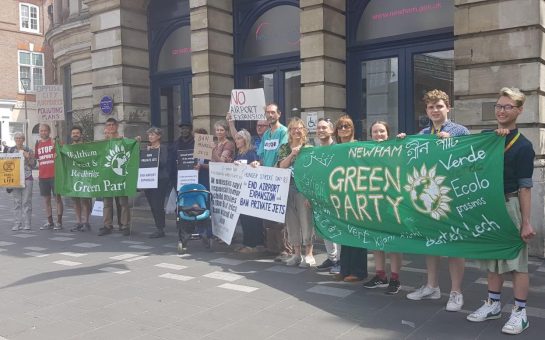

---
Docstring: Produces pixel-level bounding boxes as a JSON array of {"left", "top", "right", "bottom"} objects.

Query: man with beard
[
  {"left": 250, "top": 104, "right": 292, "bottom": 261},
  {"left": 68, "top": 126, "right": 92, "bottom": 232}
]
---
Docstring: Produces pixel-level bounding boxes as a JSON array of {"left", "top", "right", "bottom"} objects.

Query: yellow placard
[{"left": 0, "top": 153, "right": 25, "bottom": 188}]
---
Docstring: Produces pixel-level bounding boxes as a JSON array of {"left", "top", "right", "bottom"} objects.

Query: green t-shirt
[{"left": 257, "top": 124, "right": 288, "bottom": 167}]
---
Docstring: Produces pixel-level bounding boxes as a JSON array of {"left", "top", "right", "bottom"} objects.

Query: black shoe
[
  {"left": 83, "top": 223, "right": 91, "bottom": 231},
  {"left": 98, "top": 226, "right": 113, "bottom": 236},
  {"left": 316, "top": 258, "right": 335, "bottom": 271},
  {"left": 70, "top": 223, "right": 83, "bottom": 232},
  {"left": 385, "top": 279, "right": 401, "bottom": 295},
  {"left": 149, "top": 230, "right": 165, "bottom": 238},
  {"left": 120, "top": 227, "right": 130, "bottom": 236},
  {"left": 363, "top": 275, "right": 389, "bottom": 289}
]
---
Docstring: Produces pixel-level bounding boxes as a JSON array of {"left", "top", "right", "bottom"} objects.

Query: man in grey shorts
[{"left": 466, "top": 87, "right": 536, "bottom": 335}]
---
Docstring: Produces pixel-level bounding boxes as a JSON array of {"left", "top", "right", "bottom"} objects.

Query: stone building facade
[
  {"left": 45, "top": 0, "right": 545, "bottom": 256},
  {"left": 0, "top": 0, "right": 54, "bottom": 146}
]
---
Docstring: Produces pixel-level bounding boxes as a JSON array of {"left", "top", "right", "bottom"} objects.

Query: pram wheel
[{"left": 177, "top": 241, "right": 187, "bottom": 254}]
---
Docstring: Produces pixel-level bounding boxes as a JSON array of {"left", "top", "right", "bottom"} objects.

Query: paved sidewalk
[{"left": 0, "top": 186, "right": 544, "bottom": 340}]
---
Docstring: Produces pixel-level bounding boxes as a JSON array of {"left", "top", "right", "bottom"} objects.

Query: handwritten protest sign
[
  {"left": 209, "top": 163, "right": 290, "bottom": 244},
  {"left": 228, "top": 89, "right": 266, "bottom": 120},
  {"left": 137, "top": 149, "right": 159, "bottom": 189},
  {"left": 0, "top": 153, "right": 25, "bottom": 188},
  {"left": 238, "top": 166, "right": 291, "bottom": 223},
  {"left": 36, "top": 85, "right": 64, "bottom": 121},
  {"left": 193, "top": 134, "right": 214, "bottom": 160},
  {"left": 177, "top": 149, "right": 198, "bottom": 190},
  {"left": 209, "top": 163, "right": 243, "bottom": 245},
  {"left": 294, "top": 133, "right": 524, "bottom": 260}
]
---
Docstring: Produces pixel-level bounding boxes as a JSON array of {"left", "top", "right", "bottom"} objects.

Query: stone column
[
  {"left": 454, "top": 0, "right": 545, "bottom": 256},
  {"left": 300, "top": 0, "right": 346, "bottom": 125},
  {"left": 190, "top": 0, "right": 234, "bottom": 133},
  {"left": 86, "top": 0, "right": 150, "bottom": 139},
  {"left": 53, "top": 0, "right": 62, "bottom": 26}
]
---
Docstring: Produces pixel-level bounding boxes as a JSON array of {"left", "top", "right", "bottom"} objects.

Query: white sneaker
[
  {"left": 467, "top": 299, "right": 502, "bottom": 322},
  {"left": 40, "top": 222, "right": 54, "bottom": 230},
  {"left": 53, "top": 223, "right": 63, "bottom": 231},
  {"left": 406, "top": 285, "right": 441, "bottom": 300},
  {"left": 285, "top": 255, "right": 302, "bottom": 266},
  {"left": 446, "top": 291, "right": 464, "bottom": 312},
  {"left": 502, "top": 307, "right": 529, "bottom": 335},
  {"left": 11, "top": 225, "right": 21, "bottom": 231},
  {"left": 299, "top": 255, "right": 316, "bottom": 268}
]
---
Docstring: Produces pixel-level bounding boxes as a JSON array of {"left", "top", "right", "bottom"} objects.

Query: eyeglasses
[
  {"left": 256, "top": 124, "right": 269, "bottom": 128},
  {"left": 494, "top": 104, "right": 519, "bottom": 112},
  {"left": 318, "top": 118, "right": 331, "bottom": 123},
  {"left": 337, "top": 124, "right": 352, "bottom": 130},
  {"left": 289, "top": 127, "right": 304, "bottom": 131}
]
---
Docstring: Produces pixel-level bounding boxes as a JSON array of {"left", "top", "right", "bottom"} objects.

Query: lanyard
[
  {"left": 504, "top": 132, "right": 520, "bottom": 153},
  {"left": 430, "top": 125, "right": 443, "bottom": 135}
]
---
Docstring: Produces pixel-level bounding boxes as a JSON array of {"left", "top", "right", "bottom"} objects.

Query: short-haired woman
[{"left": 7, "top": 132, "right": 35, "bottom": 231}]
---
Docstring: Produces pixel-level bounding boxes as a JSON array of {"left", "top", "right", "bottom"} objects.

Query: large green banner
[
  {"left": 55, "top": 139, "right": 139, "bottom": 197},
  {"left": 294, "top": 133, "right": 524, "bottom": 259}
]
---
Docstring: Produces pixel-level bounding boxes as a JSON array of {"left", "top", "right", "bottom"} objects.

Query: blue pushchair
[{"left": 176, "top": 183, "right": 211, "bottom": 254}]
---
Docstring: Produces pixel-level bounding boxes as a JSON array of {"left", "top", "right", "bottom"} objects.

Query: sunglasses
[{"left": 337, "top": 124, "right": 352, "bottom": 130}]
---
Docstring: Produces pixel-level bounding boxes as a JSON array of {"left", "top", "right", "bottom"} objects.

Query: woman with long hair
[{"left": 277, "top": 117, "right": 315, "bottom": 267}]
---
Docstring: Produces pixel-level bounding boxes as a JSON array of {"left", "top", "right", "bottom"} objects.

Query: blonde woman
[
  {"left": 277, "top": 118, "right": 315, "bottom": 267},
  {"left": 233, "top": 129, "right": 264, "bottom": 252}
]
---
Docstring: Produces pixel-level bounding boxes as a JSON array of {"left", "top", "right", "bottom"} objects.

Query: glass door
[
  {"left": 360, "top": 57, "right": 399, "bottom": 141},
  {"left": 152, "top": 75, "right": 192, "bottom": 143},
  {"left": 412, "top": 50, "right": 454, "bottom": 131}
]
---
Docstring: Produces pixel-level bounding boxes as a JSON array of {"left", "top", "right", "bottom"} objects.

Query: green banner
[
  {"left": 55, "top": 139, "right": 140, "bottom": 197},
  {"left": 294, "top": 133, "right": 524, "bottom": 259}
]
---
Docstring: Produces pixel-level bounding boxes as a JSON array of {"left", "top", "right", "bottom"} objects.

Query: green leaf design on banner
[
  {"left": 54, "top": 138, "right": 140, "bottom": 197},
  {"left": 293, "top": 132, "right": 524, "bottom": 260}
]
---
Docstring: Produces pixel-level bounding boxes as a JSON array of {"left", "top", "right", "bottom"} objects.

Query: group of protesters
[{"left": 3, "top": 86, "right": 536, "bottom": 335}]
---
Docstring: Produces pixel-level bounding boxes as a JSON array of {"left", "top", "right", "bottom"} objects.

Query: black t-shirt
[{"left": 503, "top": 129, "right": 535, "bottom": 194}]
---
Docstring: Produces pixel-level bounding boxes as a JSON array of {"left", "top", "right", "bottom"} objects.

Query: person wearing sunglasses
[{"left": 333, "top": 115, "right": 368, "bottom": 282}]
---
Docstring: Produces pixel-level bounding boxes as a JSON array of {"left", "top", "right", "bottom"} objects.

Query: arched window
[{"left": 157, "top": 26, "right": 191, "bottom": 72}]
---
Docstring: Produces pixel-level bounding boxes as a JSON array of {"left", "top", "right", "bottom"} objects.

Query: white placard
[
  {"left": 209, "top": 163, "right": 291, "bottom": 244},
  {"left": 237, "top": 166, "right": 291, "bottom": 223},
  {"left": 137, "top": 149, "right": 159, "bottom": 189},
  {"left": 91, "top": 200, "right": 104, "bottom": 216},
  {"left": 209, "top": 163, "right": 242, "bottom": 245},
  {"left": 228, "top": 89, "right": 266, "bottom": 120},
  {"left": 35, "top": 85, "right": 64, "bottom": 121},
  {"left": 177, "top": 169, "right": 199, "bottom": 190}
]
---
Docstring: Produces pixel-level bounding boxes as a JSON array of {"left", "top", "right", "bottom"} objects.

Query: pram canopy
[{"left": 177, "top": 183, "right": 210, "bottom": 221}]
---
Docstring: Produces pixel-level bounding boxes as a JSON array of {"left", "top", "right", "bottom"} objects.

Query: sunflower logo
[
  {"left": 404, "top": 164, "right": 451, "bottom": 220},
  {"left": 104, "top": 144, "right": 131, "bottom": 176}
]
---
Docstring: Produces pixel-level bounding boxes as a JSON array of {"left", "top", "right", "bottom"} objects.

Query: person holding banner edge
[
  {"left": 466, "top": 87, "right": 536, "bottom": 335},
  {"left": 68, "top": 126, "right": 92, "bottom": 232},
  {"left": 333, "top": 115, "right": 368, "bottom": 282},
  {"left": 362, "top": 121, "right": 403, "bottom": 294},
  {"left": 98, "top": 117, "right": 131, "bottom": 236},
  {"left": 314, "top": 118, "right": 341, "bottom": 274},
  {"left": 7, "top": 132, "right": 35, "bottom": 231},
  {"left": 399, "top": 89, "right": 469, "bottom": 311},
  {"left": 144, "top": 127, "right": 171, "bottom": 239},
  {"left": 278, "top": 117, "right": 315, "bottom": 267}
]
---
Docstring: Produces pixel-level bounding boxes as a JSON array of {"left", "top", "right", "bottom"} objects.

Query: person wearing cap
[{"left": 144, "top": 127, "right": 171, "bottom": 238}]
